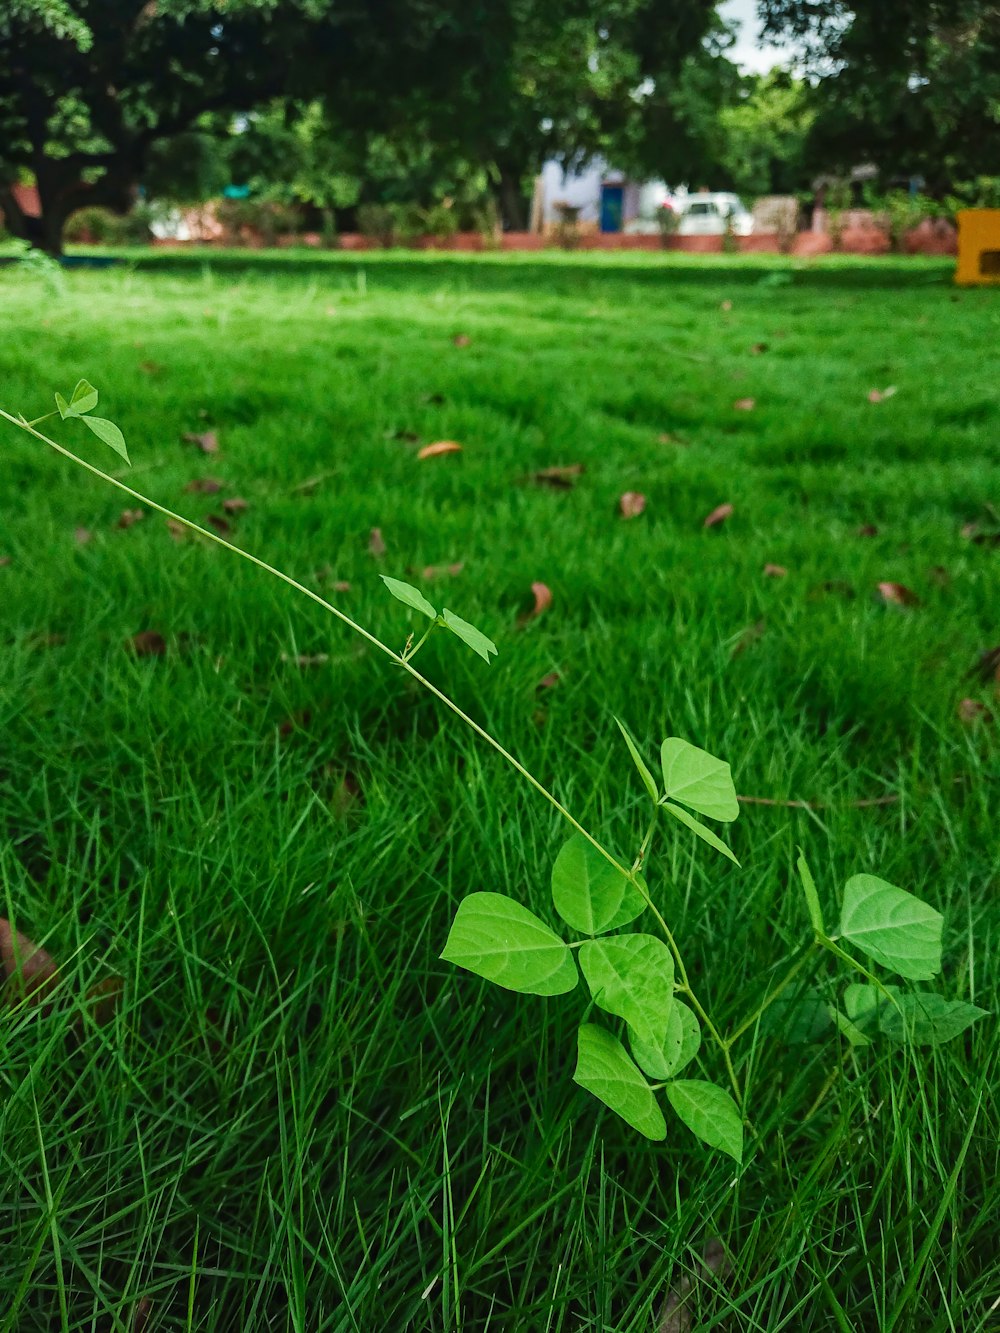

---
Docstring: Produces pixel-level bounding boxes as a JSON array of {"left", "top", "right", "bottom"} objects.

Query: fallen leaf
[
  {"left": 731, "top": 619, "right": 766, "bottom": 656},
  {"left": 536, "top": 671, "right": 561, "bottom": 691},
  {"left": 281, "top": 652, "right": 330, "bottom": 668},
  {"left": 750, "top": 342, "right": 769, "bottom": 355},
  {"left": 74, "top": 527, "right": 93, "bottom": 545},
  {"left": 83, "top": 975, "right": 124, "bottom": 1027},
  {"left": 118, "top": 509, "right": 144, "bottom": 529},
  {"left": 182, "top": 430, "right": 219, "bottom": 454},
  {"left": 703, "top": 503, "right": 734, "bottom": 528},
  {"left": 876, "top": 581, "right": 920, "bottom": 607},
  {"left": 332, "top": 580, "right": 351, "bottom": 593},
  {"left": 369, "top": 527, "right": 386, "bottom": 558},
  {"left": 1, "top": 918, "right": 59, "bottom": 1008},
  {"left": 732, "top": 398, "right": 756, "bottom": 411},
  {"left": 867, "top": 386, "right": 897, "bottom": 404},
  {"left": 960, "top": 522, "right": 979, "bottom": 540},
  {"left": 386, "top": 428, "right": 420, "bottom": 442},
  {"left": 720, "top": 300, "right": 733, "bottom": 311},
  {"left": 222, "top": 496, "right": 249, "bottom": 515},
  {"left": 130, "top": 630, "right": 166, "bottom": 656},
  {"left": 958, "top": 698, "right": 993, "bottom": 725},
  {"left": 619, "top": 491, "right": 647, "bottom": 520},
  {"left": 184, "top": 477, "right": 223, "bottom": 494},
  {"left": 139, "top": 360, "right": 162, "bottom": 375},
  {"left": 518, "top": 581, "right": 552, "bottom": 626},
  {"left": 968, "top": 645, "right": 1000, "bottom": 684},
  {"left": 529, "top": 464, "right": 585, "bottom": 489},
  {"left": 420, "top": 562, "right": 464, "bottom": 580},
  {"left": 206, "top": 514, "right": 231, "bottom": 534},
  {"left": 0, "top": 555, "right": 10, "bottom": 567},
  {"left": 656, "top": 432, "right": 686, "bottom": 446},
  {"left": 418, "top": 441, "right": 463, "bottom": 460},
  {"left": 452, "top": 333, "right": 471, "bottom": 347},
  {"left": 657, "top": 1237, "right": 731, "bottom": 1333},
  {"left": 763, "top": 563, "right": 787, "bottom": 578},
  {"left": 857, "top": 524, "right": 879, "bottom": 537},
  {"left": 166, "top": 520, "right": 187, "bottom": 542}
]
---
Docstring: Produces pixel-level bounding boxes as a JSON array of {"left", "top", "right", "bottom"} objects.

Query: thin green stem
[
  {"left": 1, "top": 408, "right": 740, "bottom": 1093},
  {"left": 402, "top": 624, "right": 435, "bottom": 663},
  {"left": 25, "top": 410, "right": 58, "bottom": 428},
  {"left": 632, "top": 813, "right": 658, "bottom": 871}
]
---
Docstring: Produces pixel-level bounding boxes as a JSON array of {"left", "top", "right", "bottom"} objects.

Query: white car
[{"left": 676, "top": 193, "right": 754, "bottom": 237}]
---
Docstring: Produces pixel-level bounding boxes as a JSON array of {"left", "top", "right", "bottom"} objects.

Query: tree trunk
[{"left": 496, "top": 167, "right": 527, "bottom": 232}]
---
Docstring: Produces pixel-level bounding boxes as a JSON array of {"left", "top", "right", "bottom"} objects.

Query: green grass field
[{"left": 0, "top": 250, "right": 997, "bottom": 1331}]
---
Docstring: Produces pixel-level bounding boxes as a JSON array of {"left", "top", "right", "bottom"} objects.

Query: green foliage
[
  {"left": 573, "top": 1025, "right": 666, "bottom": 1141},
  {"left": 52, "top": 379, "right": 129, "bottom": 462},
  {"left": 551, "top": 834, "right": 645, "bottom": 935},
  {"left": 659, "top": 738, "right": 739, "bottom": 822},
  {"left": 579, "top": 934, "right": 674, "bottom": 1046},
  {"left": 844, "top": 986, "right": 988, "bottom": 1046},
  {"left": 629, "top": 999, "right": 701, "bottom": 1079},
  {"left": 839, "top": 874, "right": 943, "bottom": 981},
  {"left": 665, "top": 1080, "right": 743, "bottom": 1162},
  {"left": 380, "top": 575, "right": 438, "bottom": 620},
  {"left": 440, "top": 893, "right": 578, "bottom": 996}
]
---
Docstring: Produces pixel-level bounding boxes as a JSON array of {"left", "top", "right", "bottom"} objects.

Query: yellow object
[{"left": 955, "top": 209, "right": 1000, "bottom": 285}]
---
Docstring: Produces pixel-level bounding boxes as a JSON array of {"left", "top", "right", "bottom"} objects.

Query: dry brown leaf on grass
[
  {"left": 139, "top": 360, "right": 161, "bottom": 375},
  {"left": 130, "top": 630, "right": 166, "bottom": 657},
  {"left": 118, "top": 509, "right": 144, "bottom": 529},
  {"left": 0, "top": 555, "right": 11, "bottom": 567},
  {"left": 182, "top": 430, "right": 220, "bottom": 454},
  {"left": 958, "top": 698, "right": 993, "bottom": 725},
  {"left": 732, "top": 397, "right": 756, "bottom": 412},
  {"left": 876, "top": 581, "right": 920, "bottom": 607},
  {"left": 731, "top": 619, "right": 766, "bottom": 656},
  {"left": 763, "top": 563, "right": 787, "bottom": 578},
  {"left": 704, "top": 502, "right": 734, "bottom": 528},
  {"left": 968, "top": 645, "right": 1000, "bottom": 685},
  {"left": 536, "top": 671, "right": 561, "bottom": 691},
  {"left": 867, "top": 386, "right": 897, "bottom": 404},
  {"left": 518, "top": 581, "right": 553, "bottom": 626},
  {"left": 1, "top": 918, "right": 59, "bottom": 1008},
  {"left": 720, "top": 299, "right": 733, "bottom": 311},
  {"left": 619, "top": 491, "right": 646, "bottom": 520},
  {"left": 452, "top": 333, "right": 471, "bottom": 347},
  {"left": 184, "top": 477, "right": 223, "bottom": 494},
  {"left": 657, "top": 432, "right": 687, "bottom": 446},
  {"left": 74, "top": 527, "right": 93, "bottom": 545},
  {"left": 417, "top": 440, "right": 463, "bottom": 460},
  {"left": 857, "top": 523, "right": 879, "bottom": 537},
  {"left": 658, "top": 1237, "right": 731, "bottom": 1333},
  {"left": 420, "top": 562, "right": 464, "bottom": 580},
  {"left": 166, "top": 519, "right": 187, "bottom": 542},
  {"left": 369, "top": 527, "right": 386, "bottom": 559},
  {"left": 222, "top": 496, "right": 249, "bottom": 515},
  {"left": 529, "top": 464, "right": 585, "bottom": 489},
  {"left": 206, "top": 514, "right": 231, "bottom": 534},
  {"left": 750, "top": 342, "right": 769, "bottom": 355}
]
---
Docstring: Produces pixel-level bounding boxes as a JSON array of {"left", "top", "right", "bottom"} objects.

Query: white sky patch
[{"left": 717, "top": 0, "right": 799, "bottom": 73}]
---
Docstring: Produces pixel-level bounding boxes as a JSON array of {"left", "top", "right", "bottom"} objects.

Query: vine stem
[{"left": 1, "top": 407, "right": 743, "bottom": 1103}]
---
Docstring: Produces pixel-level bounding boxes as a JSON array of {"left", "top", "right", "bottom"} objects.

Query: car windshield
[{"left": 688, "top": 202, "right": 717, "bottom": 216}]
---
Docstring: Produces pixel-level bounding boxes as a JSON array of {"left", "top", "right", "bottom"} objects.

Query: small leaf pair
[
  {"left": 55, "top": 380, "right": 129, "bottom": 464},
  {"left": 616, "top": 724, "right": 740, "bottom": 864},
  {"left": 381, "top": 575, "right": 497, "bottom": 663}
]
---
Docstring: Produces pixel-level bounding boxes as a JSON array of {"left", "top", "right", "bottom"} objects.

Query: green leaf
[
  {"left": 614, "top": 718, "right": 659, "bottom": 801},
  {"left": 441, "top": 608, "right": 497, "bottom": 663},
  {"left": 441, "top": 892, "right": 577, "bottom": 996},
  {"left": 573, "top": 1024, "right": 666, "bottom": 1140},
  {"left": 844, "top": 984, "right": 988, "bottom": 1046},
  {"left": 550, "top": 834, "right": 645, "bottom": 936},
  {"left": 54, "top": 391, "right": 71, "bottom": 420},
  {"left": 380, "top": 576, "right": 438, "bottom": 620},
  {"left": 839, "top": 874, "right": 943, "bottom": 981},
  {"left": 659, "top": 738, "right": 739, "bottom": 822},
  {"left": 665, "top": 1080, "right": 743, "bottom": 1162},
  {"left": 579, "top": 934, "right": 674, "bottom": 1045},
  {"left": 759, "top": 989, "right": 834, "bottom": 1043},
  {"left": 81, "top": 414, "right": 130, "bottom": 464},
  {"left": 796, "top": 850, "right": 824, "bottom": 934},
  {"left": 828, "top": 1005, "right": 872, "bottom": 1047},
  {"left": 70, "top": 379, "right": 98, "bottom": 414},
  {"left": 661, "top": 801, "right": 740, "bottom": 866},
  {"left": 630, "top": 999, "right": 701, "bottom": 1078}
]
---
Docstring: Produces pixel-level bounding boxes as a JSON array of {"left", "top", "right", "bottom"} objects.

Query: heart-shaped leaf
[
  {"left": 441, "top": 892, "right": 577, "bottom": 996},
  {"left": 659, "top": 738, "right": 739, "bottom": 822},
  {"left": 441, "top": 608, "right": 497, "bottom": 663},
  {"left": 661, "top": 802, "right": 739, "bottom": 865},
  {"left": 839, "top": 874, "right": 942, "bottom": 981},
  {"left": 70, "top": 379, "right": 99, "bottom": 414},
  {"left": 630, "top": 999, "right": 701, "bottom": 1078},
  {"left": 579, "top": 934, "right": 674, "bottom": 1045},
  {"left": 82, "top": 415, "right": 130, "bottom": 463},
  {"left": 380, "top": 576, "right": 438, "bottom": 620},
  {"left": 844, "top": 984, "right": 988, "bottom": 1045},
  {"left": 573, "top": 1024, "right": 666, "bottom": 1140},
  {"left": 551, "top": 833, "right": 645, "bottom": 936},
  {"left": 666, "top": 1079, "right": 743, "bottom": 1161}
]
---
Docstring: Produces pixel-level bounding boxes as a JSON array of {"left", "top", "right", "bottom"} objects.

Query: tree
[{"left": 758, "top": 1, "right": 1000, "bottom": 190}]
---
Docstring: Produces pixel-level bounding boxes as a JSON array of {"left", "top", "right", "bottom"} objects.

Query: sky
[{"left": 717, "top": 0, "right": 794, "bottom": 73}]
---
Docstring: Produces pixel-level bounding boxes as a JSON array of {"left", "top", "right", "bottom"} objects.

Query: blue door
[{"left": 600, "top": 184, "right": 624, "bottom": 233}]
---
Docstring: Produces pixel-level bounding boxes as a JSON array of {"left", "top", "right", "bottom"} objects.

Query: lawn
[{"left": 0, "top": 249, "right": 997, "bottom": 1332}]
